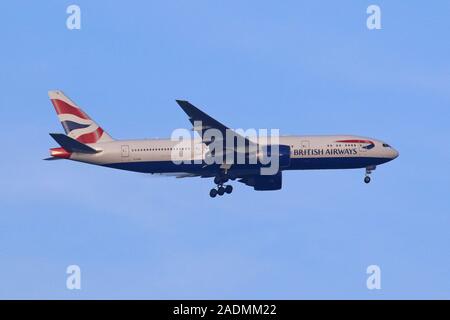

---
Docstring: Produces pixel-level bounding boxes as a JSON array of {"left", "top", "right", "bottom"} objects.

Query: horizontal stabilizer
[
  {"left": 49, "top": 133, "right": 98, "bottom": 153},
  {"left": 43, "top": 156, "right": 64, "bottom": 161}
]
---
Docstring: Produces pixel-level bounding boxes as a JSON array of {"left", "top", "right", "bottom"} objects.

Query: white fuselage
[{"left": 65, "top": 135, "right": 398, "bottom": 175}]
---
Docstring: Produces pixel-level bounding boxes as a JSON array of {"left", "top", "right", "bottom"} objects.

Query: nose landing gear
[
  {"left": 364, "top": 166, "right": 376, "bottom": 184},
  {"left": 209, "top": 176, "right": 233, "bottom": 198}
]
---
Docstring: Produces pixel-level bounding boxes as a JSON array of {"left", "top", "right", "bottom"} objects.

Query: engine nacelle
[
  {"left": 239, "top": 172, "right": 282, "bottom": 191},
  {"left": 258, "top": 144, "right": 291, "bottom": 168}
]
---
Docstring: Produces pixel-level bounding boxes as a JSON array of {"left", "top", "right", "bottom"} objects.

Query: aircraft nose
[{"left": 392, "top": 148, "right": 399, "bottom": 159}]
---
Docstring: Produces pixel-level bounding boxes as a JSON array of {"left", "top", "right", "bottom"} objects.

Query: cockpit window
[{"left": 382, "top": 143, "right": 391, "bottom": 148}]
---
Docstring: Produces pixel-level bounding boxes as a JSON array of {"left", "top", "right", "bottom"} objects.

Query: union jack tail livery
[{"left": 48, "top": 90, "right": 114, "bottom": 144}]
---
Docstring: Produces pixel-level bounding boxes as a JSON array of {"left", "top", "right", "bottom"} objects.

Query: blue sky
[{"left": 1, "top": 1, "right": 449, "bottom": 299}]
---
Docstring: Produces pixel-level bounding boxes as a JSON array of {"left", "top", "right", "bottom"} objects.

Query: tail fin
[{"left": 48, "top": 90, "right": 114, "bottom": 144}]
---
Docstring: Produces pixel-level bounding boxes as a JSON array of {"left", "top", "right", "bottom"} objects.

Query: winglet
[
  {"left": 175, "top": 99, "right": 228, "bottom": 132},
  {"left": 175, "top": 100, "right": 199, "bottom": 118}
]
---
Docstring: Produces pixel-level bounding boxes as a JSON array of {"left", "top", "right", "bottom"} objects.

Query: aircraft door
[
  {"left": 359, "top": 143, "right": 367, "bottom": 152},
  {"left": 193, "top": 142, "right": 204, "bottom": 163},
  {"left": 121, "top": 145, "right": 129, "bottom": 158}
]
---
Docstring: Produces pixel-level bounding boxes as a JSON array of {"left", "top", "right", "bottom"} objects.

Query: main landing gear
[
  {"left": 364, "top": 166, "right": 376, "bottom": 184},
  {"left": 209, "top": 176, "right": 233, "bottom": 198}
]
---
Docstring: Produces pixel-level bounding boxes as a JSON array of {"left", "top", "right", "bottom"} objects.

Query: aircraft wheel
[
  {"left": 209, "top": 188, "right": 218, "bottom": 198},
  {"left": 364, "top": 176, "right": 371, "bottom": 184},
  {"left": 217, "top": 186, "right": 225, "bottom": 196},
  {"left": 225, "top": 185, "right": 233, "bottom": 194}
]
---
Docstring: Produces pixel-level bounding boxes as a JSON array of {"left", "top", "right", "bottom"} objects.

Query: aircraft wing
[
  {"left": 150, "top": 172, "right": 215, "bottom": 179},
  {"left": 175, "top": 100, "right": 256, "bottom": 151}
]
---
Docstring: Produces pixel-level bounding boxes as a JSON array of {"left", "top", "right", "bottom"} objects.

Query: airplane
[{"left": 46, "top": 90, "right": 399, "bottom": 198}]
